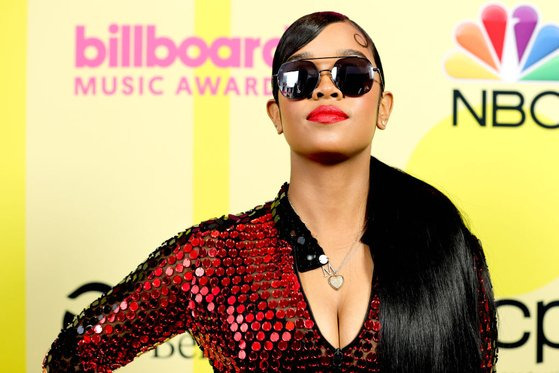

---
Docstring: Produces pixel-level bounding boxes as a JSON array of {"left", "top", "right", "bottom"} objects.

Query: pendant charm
[{"left": 328, "top": 274, "right": 344, "bottom": 290}]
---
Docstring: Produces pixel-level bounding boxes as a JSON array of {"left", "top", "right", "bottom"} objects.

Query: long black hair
[{"left": 272, "top": 12, "right": 498, "bottom": 372}]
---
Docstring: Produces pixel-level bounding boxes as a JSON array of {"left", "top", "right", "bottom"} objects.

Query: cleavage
[{"left": 296, "top": 244, "right": 374, "bottom": 350}]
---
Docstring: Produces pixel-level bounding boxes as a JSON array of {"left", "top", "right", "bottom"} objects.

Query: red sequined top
[{"left": 42, "top": 156, "right": 498, "bottom": 372}]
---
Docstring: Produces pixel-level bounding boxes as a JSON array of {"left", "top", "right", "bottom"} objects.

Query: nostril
[{"left": 312, "top": 72, "right": 342, "bottom": 99}]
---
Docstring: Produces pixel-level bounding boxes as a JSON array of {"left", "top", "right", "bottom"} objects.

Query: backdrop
[{"left": 1, "top": 0, "right": 558, "bottom": 372}]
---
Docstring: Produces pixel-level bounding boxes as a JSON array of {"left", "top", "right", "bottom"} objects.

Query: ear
[
  {"left": 266, "top": 99, "right": 283, "bottom": 134},
  {"left": 376, "top": 91, "right": 394, "bottom": 130}
]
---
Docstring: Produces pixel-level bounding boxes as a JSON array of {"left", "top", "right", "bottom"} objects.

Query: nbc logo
[{"left": 445, "top": 4, "right": 559, "bottom": 82}]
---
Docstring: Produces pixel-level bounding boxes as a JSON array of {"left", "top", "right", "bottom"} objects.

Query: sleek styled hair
[
  {"left": 271, "top": 11, "right": 385, "bottom": 103},
  {"left": 272, "top": 12, "right": 498, "bottom": 372}
]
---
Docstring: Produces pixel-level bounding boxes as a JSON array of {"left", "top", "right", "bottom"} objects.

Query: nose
[{"left": 311, "top": 70, "right": 342, "bottom": 100}]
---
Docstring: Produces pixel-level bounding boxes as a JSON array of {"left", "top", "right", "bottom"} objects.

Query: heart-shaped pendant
[{"left": 328, "top": 274, "right": 344, "bottom": 290}]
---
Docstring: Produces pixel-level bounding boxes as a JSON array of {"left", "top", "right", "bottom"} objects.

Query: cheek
[
  {"left": 350, "top": 96, "right": 379, "bottom": 129},
  {"left": 356, "top": 94, "right": 379, "bottom": 115},
  {"left": 279, "top": 99, "right": 306, "bottom": 128}
]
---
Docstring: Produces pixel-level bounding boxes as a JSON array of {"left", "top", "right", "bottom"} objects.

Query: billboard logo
[
  {"left": 73, "top": 24, "right": 279, "bottom": 96},
  {"left": 445, "top": 4, "right": 559, "bottom": 82},
  {"left": 76, "top": 25, "right": 278, "bottom": 69}
]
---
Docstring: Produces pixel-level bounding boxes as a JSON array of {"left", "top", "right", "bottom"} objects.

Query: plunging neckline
[
  {"left": 292, "top": 246, "right": 377, "bottom": 352},
  {"left": 282, "top": 193, "right": 378, "bottom": 352},
  {"left": 270, "top": 181, "right": 379, "bottom": 352}
]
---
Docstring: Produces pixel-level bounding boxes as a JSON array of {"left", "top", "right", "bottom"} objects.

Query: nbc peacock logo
[{"left": 445, "top": 4, "right": 559, "bottom": 82}]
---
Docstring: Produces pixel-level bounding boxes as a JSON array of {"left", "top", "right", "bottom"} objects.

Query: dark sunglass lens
[
  {"left": 333, "top": 57, "right": 374, "bottom": 97},
  {"left": 277, "top": 60, "right": 318, "bottom": 99}
]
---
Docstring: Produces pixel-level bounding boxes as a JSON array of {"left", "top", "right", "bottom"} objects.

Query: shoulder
[{"left": 154, "top": 198, "right": 276, "bottom": 258}]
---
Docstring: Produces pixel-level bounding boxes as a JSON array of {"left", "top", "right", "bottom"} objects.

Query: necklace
[
  {"left": 288, "top": 194, "right": 366, "bottom": 291},
  {"left": 320, "top": 233, "right": 363, "bottom": 290}
]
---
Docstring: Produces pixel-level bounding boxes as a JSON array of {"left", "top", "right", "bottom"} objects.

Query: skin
[{"left": 266, "top": 21, "right": 393, "bottom": 350}]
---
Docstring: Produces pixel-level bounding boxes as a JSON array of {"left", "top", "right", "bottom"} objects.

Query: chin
[
  {"left": 305, "top": 151, "right": 353, "bottom": 164},
  {"left": 291, "top": 139, "right": 372, "bottom": 164}
]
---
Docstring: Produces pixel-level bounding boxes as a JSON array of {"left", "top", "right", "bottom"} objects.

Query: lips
[{"left": 306, "top": 105, "right": 349, "bottom": 124}]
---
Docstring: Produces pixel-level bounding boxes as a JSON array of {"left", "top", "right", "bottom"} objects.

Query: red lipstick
[{"left": 306, "top": 105, "right": 348, "bottom": 124}]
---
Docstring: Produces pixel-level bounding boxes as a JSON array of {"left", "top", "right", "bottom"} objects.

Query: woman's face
[{"left": 267, "top": 21, "right": 393, "bottom": 163}]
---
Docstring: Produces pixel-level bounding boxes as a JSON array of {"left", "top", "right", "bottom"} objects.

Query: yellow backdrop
[{"left": 1, "top": 0, "right": 558, "bottom": 372}]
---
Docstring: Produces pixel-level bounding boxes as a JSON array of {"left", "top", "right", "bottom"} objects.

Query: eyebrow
[{"left": 286, "top": 49, "right": 369, "bottom": 63}]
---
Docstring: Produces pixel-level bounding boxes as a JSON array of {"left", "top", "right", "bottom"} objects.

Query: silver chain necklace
[
  {"left": 320, "top": 233, "right": 363, "bottom": 290},
  {"left": 289, "top": 195, "right": 366, "bottom": 291}
]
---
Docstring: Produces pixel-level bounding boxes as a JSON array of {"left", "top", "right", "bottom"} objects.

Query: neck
[{"left": 287, "top": 149, "right": 371, "bottom": 254}]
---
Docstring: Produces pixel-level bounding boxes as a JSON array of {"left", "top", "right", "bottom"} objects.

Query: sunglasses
[{"left": 273, "top": 55, "right": 383, "bottom": 100}]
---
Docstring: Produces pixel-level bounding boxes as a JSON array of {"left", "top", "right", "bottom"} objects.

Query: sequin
[{"left": 42, "top": 180, "right": 497, "bottom": 373}]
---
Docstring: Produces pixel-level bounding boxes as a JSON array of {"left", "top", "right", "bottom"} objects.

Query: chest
[
  {"left": 189, "top": 239, "right": 381, "bottom": 372},
  {"left": 296, "top": 243, "right": 375, "bottom": 350}
]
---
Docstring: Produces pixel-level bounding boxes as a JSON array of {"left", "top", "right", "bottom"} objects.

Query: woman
[{"left": 42, "top": 11, "right": 498, "bottom": 372}]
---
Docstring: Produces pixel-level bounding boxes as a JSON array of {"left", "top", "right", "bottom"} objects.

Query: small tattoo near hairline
[{"left": 354, "top": 33, "right": 369, "bottom": 48}]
